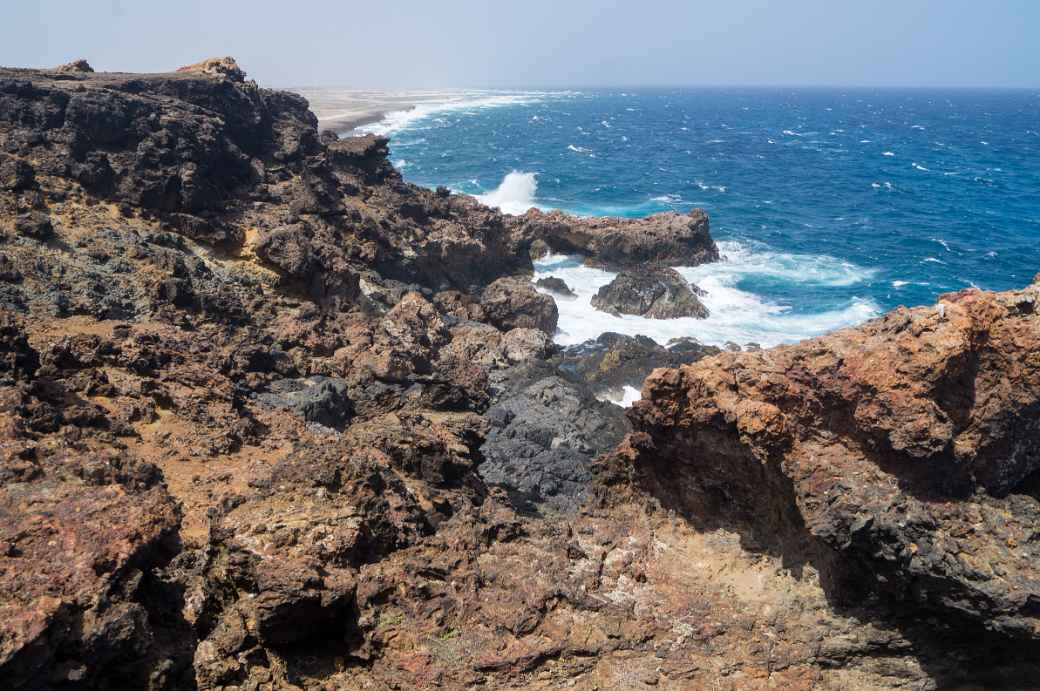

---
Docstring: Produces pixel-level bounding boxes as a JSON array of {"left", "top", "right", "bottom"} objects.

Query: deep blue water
[{"left": 363, "top": 87, "right": 1040, "bottom": 344}]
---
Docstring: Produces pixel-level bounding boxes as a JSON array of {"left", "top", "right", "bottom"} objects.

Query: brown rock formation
[
  {"left": 54, "top": 59, "right": 94, "bottom": 74},
  {"left": 481, "top": 276, "right": 559, "bottom": 335},
  {"left": 512, "top": 207, "right": 720, "bottom": 269},
  {"left": 175, "top": 56, "right": 246, "bottom": 82},
  {"left": 1, "top": 57, "right": 1038, "bottom": 691},
  {"left": 629, "top": 280, "right": 1040, "bottom": 642},
  {"left": 591, "top": 266, "right": 709, "bottom": 319}
]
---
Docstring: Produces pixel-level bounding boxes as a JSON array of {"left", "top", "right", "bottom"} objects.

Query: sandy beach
[
  {"left": 291, "top": 88, "right": 534, "bottom": 136},
  {"left": 291, "top": 88, "right": 419, "bottom": 134}
]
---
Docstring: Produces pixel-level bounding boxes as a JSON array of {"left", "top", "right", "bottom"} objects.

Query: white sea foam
[
  {"left": 355, "top": 91, "right": 554, "bottom": 137},
  {"left": 567, "top": 144, "right": 592, "bottom": 154},
  {"left": 892, "top": 280, "right": 909, "bottom": 288},
  {"left": 474, "top": 171, "right": 539, "bottom": 215},
  {"left": 912, "top": 162, "right": 931, "bottom": 171},
  {"left": 533, "top": 242, "right": 880, "bottom": 349},
  {"left": 883, "top": 151, "right": 896, "bottom": 157},
  {"left": 597, "top": 385, "right": 642, "bottom": 408},
  {"left": 694, "top": 180, "right": 727, "bottom": 193}
]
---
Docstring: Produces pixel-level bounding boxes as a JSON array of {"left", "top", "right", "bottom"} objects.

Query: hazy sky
[{"left": 3, "top": 0, "right": 1038, "bottom": 89}]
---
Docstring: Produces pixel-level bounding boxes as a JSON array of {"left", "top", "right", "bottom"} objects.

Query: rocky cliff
[{"left": 0, "top": 58, "right": 1038, "bottom": 690}]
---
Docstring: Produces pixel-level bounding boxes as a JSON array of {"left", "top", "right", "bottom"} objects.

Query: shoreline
[{"left": 290, "top": 87, "right": 420, "bottom": 135}]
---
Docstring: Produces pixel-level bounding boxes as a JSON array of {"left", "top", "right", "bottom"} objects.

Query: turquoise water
[{"left": 362, "top": 87, "right": 1040, "bottom": 346}]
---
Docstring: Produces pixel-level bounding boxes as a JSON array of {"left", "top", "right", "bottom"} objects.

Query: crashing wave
[
  {"left": 475, "top": 171, "right": 539, "bottom": 215},
  {"left": 533, "top": 241, "right": 880, "bottom": 348}
]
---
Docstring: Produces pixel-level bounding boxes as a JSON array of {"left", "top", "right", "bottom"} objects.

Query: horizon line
[{"left": 278, "top": 82, "right": 1040, "bottom": 93}]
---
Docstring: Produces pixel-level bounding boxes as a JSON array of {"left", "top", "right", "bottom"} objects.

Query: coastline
[{"left": 289, "top": 88, "right": 417, "bottom": 134}]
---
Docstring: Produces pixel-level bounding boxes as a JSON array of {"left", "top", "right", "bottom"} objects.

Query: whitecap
[
  {"left": 598, "top": 385, "right": 642, "bottom": 408},
  {"left": 355, "top": 91, "right": 548, "bottom": 137},
  {"left": 533, "top": 242, "right": 880, "bottom": 349},
  {"left": 567, "top": 144, "right": 592, "bottom": 154},
  {"left": 892, "top": 280, "right": 909, "bottom": 288},
  {"left": 475, "top": 171, "right": 539, "bottom": 215},
  {"left": 782, "top": 129, "right": 805, "bottom": 137},
  {"left": 922, "top": 257, "right": 946, "bottom": 265},
  {"left": 882, "top": 151, "right": 896, "bottom": 157},
  {"left": 912, "top": 162, "right": 930, "bottom": 172}
]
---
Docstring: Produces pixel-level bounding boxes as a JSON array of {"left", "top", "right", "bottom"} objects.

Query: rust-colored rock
[
  {"left": 630, "top": 283, "right": 1040, "bottom": 637},
  {"left": 2, "top": 57, "right": 1038, "bottom": 691},
  {"left": 175, "top": 56, "right": 246, "bottom": 82},
  {"left": 481, "top": 276, "right": 559, "bottom": 335}
]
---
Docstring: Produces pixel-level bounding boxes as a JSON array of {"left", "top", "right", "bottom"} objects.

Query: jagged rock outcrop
[
  {"left": 591, "top": 266, "right": 709, "bottom": 319},
  {"left": 555, "top": 332, "right": 720, "bottom": 398},
  {"left": 513, "top": 207, "right": 720, "bottom": 269},
  {"left": 175, "top": 56, "right": 247, "bottom": 82},
  {"left": 481, "top": 276, "right": 559, "bottom": 335},
  {"left": 629, "top": 281, "right": 1040, "bottom": 639},
  {"left": 534, "top": 276, "right": 574, "bottom": 296},
  {"left": 54, "top": 59, "right": 94, "bottom": 74},
  {"left": 479, "top": 360, "right": 630, "bottom": 513},
  {"left": 2, "top": 57, "right": 1039, "bottom": 691}
]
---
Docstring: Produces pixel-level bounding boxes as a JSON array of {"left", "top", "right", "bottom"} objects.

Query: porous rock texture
[
  {"left": 591, "top": 266, "right": 709, "bottom": 319},
  {"left": 0, "top": 57, "right": 1038, "bottom": 691},
  {"left": 513, "top": 207, "right": 720, "bottom": 269},
  {"left": 624, "top": 280, "right": 1040, "bottom": 686}
]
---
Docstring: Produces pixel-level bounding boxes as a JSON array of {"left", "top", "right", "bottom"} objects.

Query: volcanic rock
[
  {"left": 534, "top": 276, "right": 575, "bottom": 296},
  {"left": 479, "top": 361, "right": 629, "bottom": 513},
  {"left": 12, "top": 212, "right": 52, "bottom": 241},
  {"left": 591, "top": 266, "right": 709, "bottom": 319},
  {"left": 176, "top": 56, "right": 246, "bottom": 82},
  {"left": 481, "top": 276, "right": 559, "bottom": 335},
  {"left": 0, "top": 154, "right": 34, "bottom": 191},
  {"left": 513, "top": 207, "right": 720, "bottom": 269},
  {"left": 629, "top": 282, "right": 1040, "bottom": 637},
  {"left": 2, "top": 56, "right": 1038, "bottom": 690},
  {"left": 254, "top": 376, "right": 353, "bottom": 429},
  {"left": 54, "top": 59, "right": 94, "bottom": 74},
  {"left": 556, "top": 332, "right": 719, "bottom": 397}
]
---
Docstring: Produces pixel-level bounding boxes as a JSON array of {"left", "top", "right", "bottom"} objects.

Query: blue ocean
[{"left": 355, "top": 88, "right": 1040, "bottom": 347}]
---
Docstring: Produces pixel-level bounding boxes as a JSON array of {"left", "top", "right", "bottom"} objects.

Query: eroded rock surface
[
  {"left": 513, "top": 207, "right": 720, "bottom": 269},
  {"left": 630, "top": 280, "right": 1040, "bottom": 645},
  {"left": 591, "top": 266, "right": 709, "bottom": 319},
  {"left": 1, "top": 58, "right": 1038, "bottom": 691}
]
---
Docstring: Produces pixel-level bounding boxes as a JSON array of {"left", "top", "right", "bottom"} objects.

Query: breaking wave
[
  {"left": 533, "top": 241, "right": 881, "bottom": 348},
  {"left": 475, "top": 171, "right": 539, "bottom": 215}
]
